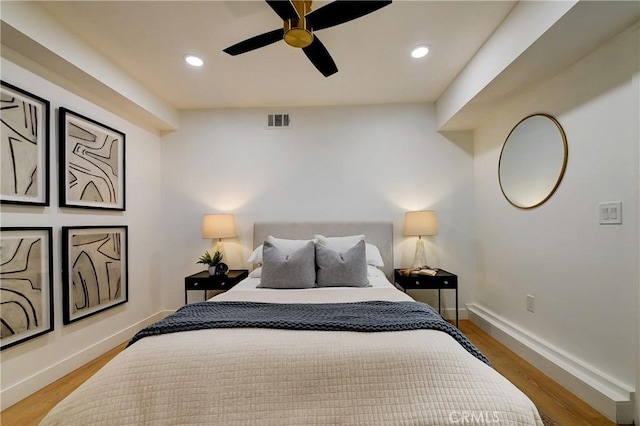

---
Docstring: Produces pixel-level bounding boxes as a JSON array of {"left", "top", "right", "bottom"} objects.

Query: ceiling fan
[{"left": 223, "top": 0, "right": 392, "bottom": 77}]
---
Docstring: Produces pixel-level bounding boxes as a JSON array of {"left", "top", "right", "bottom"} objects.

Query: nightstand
[
  {"left": 184, "top": 270, "right": 248, "bottom": 304},
  {"left": 394, "top": 268, "right": 458, "bottom": 327}
]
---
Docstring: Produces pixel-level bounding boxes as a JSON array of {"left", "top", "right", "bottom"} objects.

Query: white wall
[
  {"left": 0, "top": 57, "right": 164, "bottom": 408},
  {"left": 160, "top": 103, "right": 476, "bottom": 312},
  {"left": 635, "top": 68, "right": 640, "bottom": 426},
  {"left": 472, "top": 26, "right": 639, "bottom": 422}
]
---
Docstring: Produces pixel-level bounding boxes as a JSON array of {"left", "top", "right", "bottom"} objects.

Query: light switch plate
[{"left": 599, "top": 202, "right": 622, "bottom": 224}]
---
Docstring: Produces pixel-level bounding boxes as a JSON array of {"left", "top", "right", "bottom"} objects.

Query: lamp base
[
  {"left": 412, "top": 237, "right": 430, "bottom": 269},
  {"left": 214, "top": 239, "right": 226, "bottom": 262}
]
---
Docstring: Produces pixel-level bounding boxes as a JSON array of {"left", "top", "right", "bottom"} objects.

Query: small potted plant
[{"left": 197, "top": 250, "right": 223, "bottom": 276}]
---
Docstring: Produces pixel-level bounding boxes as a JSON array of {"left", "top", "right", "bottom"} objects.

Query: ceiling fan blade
[
  {"left": 307, "top": 1, "right": 392, "bottom": 31},
  {"left": 302, "top": 36, "right": 338, "bottom": 77},
  {"left": 265, "top": 0, "right": 299, "bottom": 21},
  {"left": 223, "top": 28, "right": 284, "bottom": 56}
]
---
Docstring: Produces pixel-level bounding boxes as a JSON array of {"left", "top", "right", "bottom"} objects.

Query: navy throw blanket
[{"left": 129, "top": 300, "right": 491, "bottom": 366}]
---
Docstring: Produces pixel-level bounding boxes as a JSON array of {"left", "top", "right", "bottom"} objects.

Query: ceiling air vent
[{"left": 267, "top": 113, "right": 290, "bottom": 129}]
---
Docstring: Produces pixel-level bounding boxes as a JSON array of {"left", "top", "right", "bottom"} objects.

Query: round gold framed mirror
[{"left": 498, "top": 114, "right": 568, "bottom": 209}]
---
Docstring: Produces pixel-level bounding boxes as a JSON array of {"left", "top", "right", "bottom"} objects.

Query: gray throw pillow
[
  {"left": 258, "top": 240, "right": 316, "bottom": 289},
  {"left": 316, "top": 239, "right": 370, "bottom": 287}
]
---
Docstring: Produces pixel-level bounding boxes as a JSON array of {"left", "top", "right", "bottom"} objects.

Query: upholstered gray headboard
[{"left": 253, "top": 222, "right": 394, "bottom": 279}]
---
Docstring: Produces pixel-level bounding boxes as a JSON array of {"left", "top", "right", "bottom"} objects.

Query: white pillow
[
  {"left": 364, "top": 243, "right": 385, "bottom": 267},
  {"left": 367, "top": 265, "right": 386, "bottom": 277},
  {"left": 247, "top": 236, "right": 317, "bottom": 264},
  {"left": 247, "top": 245, "right": 263, "bottom": 264},
  {"left": 315, "top": 234, "right": 384, "bottom": 267},
  {"left": 249, "top": 267, "right": 262, "bottom": 278}
]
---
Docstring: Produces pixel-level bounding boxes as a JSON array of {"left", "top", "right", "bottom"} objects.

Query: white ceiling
[{"left": 36, "top": 1, "right": 516, "bottom": 110}]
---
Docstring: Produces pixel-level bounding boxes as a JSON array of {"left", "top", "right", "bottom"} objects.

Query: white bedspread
[{"left": 41, "top": 278, "right": 542, "bottom": 425}]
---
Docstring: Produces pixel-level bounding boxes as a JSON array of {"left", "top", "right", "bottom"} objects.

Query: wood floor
[
  {"left": 460, "top": 321, "right": 615, "bottom": 426},
  {"left": 1, "top": 320, "right": 615, "bottom": 425}
]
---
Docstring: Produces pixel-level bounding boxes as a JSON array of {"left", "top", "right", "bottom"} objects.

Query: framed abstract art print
[
  {"left": 0, "top": 227, "right": 54, "bottom": 350},
  {"left": 62, "top": 226, "right": 128, "bottom": 324},
  {"left": 59, "top": 108, "right": 126, "bottom": 211},
  {"left": 0, "top": 81, "right": 50, "bottom": 206}
]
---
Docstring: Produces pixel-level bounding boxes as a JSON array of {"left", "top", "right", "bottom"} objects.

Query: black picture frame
[
  {"left": 59, "top": 108, "right": 126, "bottom": 211},
  {"left": 62, "top": 225, "right": 128, "bottom": 324},
  {"left": 0, "top": 81, "right": 50, "bottom": 206},
  {"left": 0, "top": 227, "right": 54, "bottom": 350}
]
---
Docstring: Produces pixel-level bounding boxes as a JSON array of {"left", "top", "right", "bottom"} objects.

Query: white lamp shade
[
  {"left": 404, "top": 211, "right": 438, "bottom": 236},
  {"left": 202, "top": 214, "right": 237, "bottom": 239}
]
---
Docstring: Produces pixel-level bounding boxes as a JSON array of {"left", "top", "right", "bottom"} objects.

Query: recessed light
[
  {"left": 184, "top": 54, "right": 204, "bottom": 67},
  {"left": 411, "top": 45, "right": 430, "bottom": 59}
]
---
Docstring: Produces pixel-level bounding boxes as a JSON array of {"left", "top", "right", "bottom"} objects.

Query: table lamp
[
  {"left": 202, "top": 213, "right": 237, "bottom": 256},
  {"left": 403, "top": 210, "right": 438, "bottom": 269}
]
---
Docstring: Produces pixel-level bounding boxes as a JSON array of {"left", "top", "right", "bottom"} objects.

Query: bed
[{"left": 41, "top": 222, "right": 543, "bottom": 425}]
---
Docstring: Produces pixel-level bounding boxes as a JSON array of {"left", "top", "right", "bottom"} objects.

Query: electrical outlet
[{"left": 526, "top": 295, "right": 535, "bottom": 313}]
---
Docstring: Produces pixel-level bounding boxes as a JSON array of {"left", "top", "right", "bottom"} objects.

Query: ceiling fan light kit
[
  {"left": 223, "top": 0, "right": 392, "bottom": 77},
  {"left": 283, "top": 18, "right": 313, "bottom": 48},
  {"left": 284, "top": 0, "right": 314, "bottom": 48}
]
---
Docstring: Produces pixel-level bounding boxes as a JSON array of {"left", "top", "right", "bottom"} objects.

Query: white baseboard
[
  {"left": 1, "top": 310, "right": 174, "bottom": 410},
  {"left": 443, "top": 307, "right": 467, "bottom": 322},
  {"left": 467, "top": 303, "right": 635, "bottom": 425}
]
